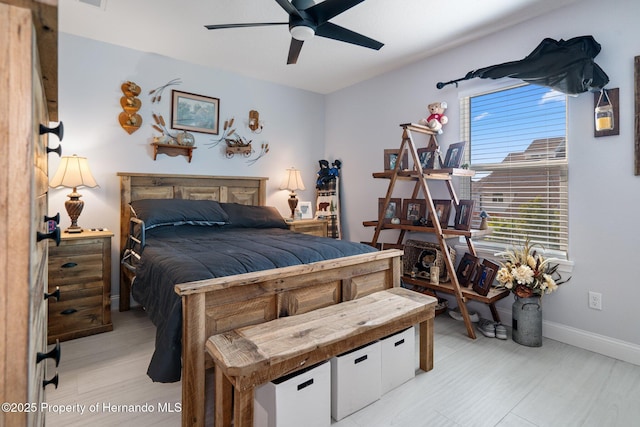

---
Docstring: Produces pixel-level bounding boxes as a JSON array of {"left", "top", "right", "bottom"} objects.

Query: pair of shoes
[
  {"left": 448, "top": 307, "right": 479, "bottom": 323},
  {"left": 476, "top": 318, "right": 508, "bottom": 340}
]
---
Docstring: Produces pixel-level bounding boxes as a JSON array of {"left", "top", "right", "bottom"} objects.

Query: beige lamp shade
[
  {"left": 279, "top": 167, "right": 305, "bottom": 191},
  {"left": 50, "top": 154, "right": 98, "bottom": 189}
]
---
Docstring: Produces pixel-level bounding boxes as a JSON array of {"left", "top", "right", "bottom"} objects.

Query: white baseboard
[{"left": 496, "top": 306, "right": 640, "bottom": 366}]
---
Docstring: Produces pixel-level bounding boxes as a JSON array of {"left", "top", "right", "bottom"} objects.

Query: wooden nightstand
[
  {"left": 287, "top": 219, "right": 329, "bottom": 237},
  {"left": 47, "top": 229, "right": 114, "bottom": 344}
]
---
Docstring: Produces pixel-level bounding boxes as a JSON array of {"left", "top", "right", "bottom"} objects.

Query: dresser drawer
[{"left": 47, "top": 231, "right": 113, "bottom": 343}]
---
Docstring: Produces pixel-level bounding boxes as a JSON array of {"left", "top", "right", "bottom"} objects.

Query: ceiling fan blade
[
  {"left": 306, "top": 0, "right": 365, "bottom": 23},
  {"left": 287, "top": 38, "right": 304, "bottom": 64},
  {"left": 315, "top": 22, "right": 383, "bottom": 50},
  {"left": 275, "top": 0, "right": 302, "bottom": 18},
  {"left": 205, "top": 22, "right": 288, "bottom": 30}
]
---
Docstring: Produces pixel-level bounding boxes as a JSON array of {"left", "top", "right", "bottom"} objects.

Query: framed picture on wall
[{"left": 171, "top": 90, "right": 220, "bottom": 135}]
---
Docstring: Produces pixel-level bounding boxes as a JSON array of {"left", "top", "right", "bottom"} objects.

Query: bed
[{"left": 117, "top": 173, "right": 403, "bottom": 426}]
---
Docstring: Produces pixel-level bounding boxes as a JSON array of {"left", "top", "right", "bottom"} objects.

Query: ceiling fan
[{"left": 204, "top": 0, "right": 384, "bottom": 64}]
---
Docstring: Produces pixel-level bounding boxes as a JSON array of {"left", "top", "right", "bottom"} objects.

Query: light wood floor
[{"left": 46, "top": 307, "right": 640, "bottom": 426}]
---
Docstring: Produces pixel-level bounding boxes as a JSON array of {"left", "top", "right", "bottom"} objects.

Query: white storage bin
[
  {"left": 380, "top": 326, "right": 416, "bottom": 394},
  {"left": 254, "top": 361, "right": 331, "bottom": 427},
  {"left": 330, "top": 341, "right": 381, "bottom": 421}
]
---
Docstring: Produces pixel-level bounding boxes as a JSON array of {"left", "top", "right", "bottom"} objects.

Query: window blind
[{"left": 459, "top": 84, "right": 568, "bottom": 253}]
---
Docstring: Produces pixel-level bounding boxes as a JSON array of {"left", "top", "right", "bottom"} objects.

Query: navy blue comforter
[{"left": 131, "top": 225, "right": 377, "bottom": 382}]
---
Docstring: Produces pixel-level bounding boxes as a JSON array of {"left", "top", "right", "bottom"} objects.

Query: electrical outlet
[{"left": 589, "top": 291, "right": 602, "bottom": 310}]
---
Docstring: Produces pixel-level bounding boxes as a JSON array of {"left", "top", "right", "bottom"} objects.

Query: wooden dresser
[
  {"left": 286, "top": 219, "right": 329, "bottom": 237},
  {"left": 48, "top": 230, "right": 114, "bottom": 343},
  {"left": 0, "top": 1, "right": 59, "bottom": 426}
]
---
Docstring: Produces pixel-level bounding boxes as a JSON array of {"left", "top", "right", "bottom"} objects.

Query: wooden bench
[{"left": 206, "top": 287, "right": 437, "bottom": 427}]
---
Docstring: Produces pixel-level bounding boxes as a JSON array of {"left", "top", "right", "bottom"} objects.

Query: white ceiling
[{"left": 60, "top": 0, "right": 580, "bottom": 94}]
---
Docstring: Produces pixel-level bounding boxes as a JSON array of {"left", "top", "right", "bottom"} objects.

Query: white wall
[
  {"left": 326, "top": 0, "right": 640, "bottom": 362},
  {"left": 54, "top": 33, "right": 325, "bottom": 302}
]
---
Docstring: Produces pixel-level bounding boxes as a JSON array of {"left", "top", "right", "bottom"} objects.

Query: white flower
[{"left": 513, "top": 265, "right": 534, "bottom": 285}]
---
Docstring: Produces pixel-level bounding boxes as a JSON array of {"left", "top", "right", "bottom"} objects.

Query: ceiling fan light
[{"left": 290, "top": 25, "right": 315, "bottom": 41}]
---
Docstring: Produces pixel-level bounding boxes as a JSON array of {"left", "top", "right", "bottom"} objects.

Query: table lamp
[
  {"left": 280, "top": 167, "right": 305, "bottom": 219},
  {"left": 49, "top": 154, "right": 98, "bottom": 233}
]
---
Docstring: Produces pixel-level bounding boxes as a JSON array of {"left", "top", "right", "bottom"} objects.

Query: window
[{"left": 459, "top": 84, "right": 568, "bottom": 255}]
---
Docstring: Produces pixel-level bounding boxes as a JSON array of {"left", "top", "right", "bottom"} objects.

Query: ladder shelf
[{"left": 368, "top": 123, "right": 509, "bottom": 339}]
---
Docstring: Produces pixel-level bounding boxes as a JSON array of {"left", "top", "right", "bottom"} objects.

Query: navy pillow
[
  {"left": 220, "top": 203, "right": 287, "bottom": 229},
  {"left": 129, "top": 199, "right": 229, "bottom": 229}
]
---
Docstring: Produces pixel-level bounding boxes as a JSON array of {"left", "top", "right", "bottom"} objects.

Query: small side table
[
  {"left": 287, "top": 219, "right": 328, "bottom": 237},
  {"left": 47, "top": 229, "right": 114, "bottom": 343}
]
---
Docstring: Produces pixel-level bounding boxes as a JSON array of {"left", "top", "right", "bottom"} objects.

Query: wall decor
[
  {"left": 635, "top": 56, "right": 640, "bottom": 175},
  {"left": 119, "top": 81, "right": 142, "bottom": 134},
  {"left": 401, "top": 199, "right": 426, "bottom": 225},
  {"left": 171, "top": 90, "right": 220, "bottom": 135},
  {"left": 248, "top": 110, "right": 264, "bottom": 133},
  {"left": 472, "top": 259, "right": 499, "bottom": 296},
  {"left": 149, "top": 78, "right": 182, "bottom": 104},
  {"left": 384, "top": 149, "right": 409, "bottom": 171},
  {"left": 454, "top": 199, "right": 475, "bottom": 230},
  {"left": 379, "top": 198, "right": 401, "bottom": 223},
  {"left": 443, "top": 141, "right": 466, "bottom": 169},
  {"left": 593, "top": 87, "right": 619, "bottom": 137}
]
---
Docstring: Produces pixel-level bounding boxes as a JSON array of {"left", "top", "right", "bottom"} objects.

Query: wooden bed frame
[
  {"left": 118, "top": 172, "right": 268, "bottom": 311},
  {"left": 117, "top": 173, "right": 404, "bottom": 427}
]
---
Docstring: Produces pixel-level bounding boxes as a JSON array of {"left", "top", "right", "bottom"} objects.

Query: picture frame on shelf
[
  {"left": 171, "top": 90, "right": 220, "bottom": 135},
  {"left": 454, "top": 199, "right": 475, "bottom": 230},
  {"left": 298, "top": 201, "right": 313, "bottom": 219},
  {"left": 416, "top": 147, "right": 437, "bottom": 170},
  {"left": 402, "top": 199, "right": 426, "bottom": 225},
  {"left": 427, "top": 199, "right": 452, "bottom": 228},
  {"left": 472, "top": 259, "right": 500, "bottom": 296},
  {"left": 379, "top": 198, "right": 402, "bottom": 223},
  {"left": 443, "top": 142, "right": 466, "bottom": 169},
  {"left": 456, "top": 252, "right": 479, "bottom": 287},
  {"left": 384, "top": 149, "right": 409, "bottom": 171}
]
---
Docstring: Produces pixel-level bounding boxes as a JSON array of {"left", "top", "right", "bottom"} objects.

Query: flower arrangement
[{"left": 495, "top": 238, "right": 569, "bottom": 299}]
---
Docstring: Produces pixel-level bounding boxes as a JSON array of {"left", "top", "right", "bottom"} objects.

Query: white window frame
[{"left": 457, "top": 80, "right": 571, "bottom": 265}]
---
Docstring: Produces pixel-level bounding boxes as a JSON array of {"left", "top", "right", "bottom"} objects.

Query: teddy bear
[{"left": 419, "top": 101, "right": 448, "bottom": 134}]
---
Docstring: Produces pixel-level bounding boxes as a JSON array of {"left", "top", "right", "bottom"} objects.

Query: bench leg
[
  {"left": 419, "top": 317, "right": 434, "bottom": 372},
  {"left": 214, "top": 369, "right": 233, "bottom": 427},
  {"left": 233, "top": 387, "right": 255, "bottom": 427}
]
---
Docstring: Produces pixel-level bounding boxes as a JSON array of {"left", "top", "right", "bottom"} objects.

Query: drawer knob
[
  {"left": 42, "top": 373, "right": 59, "bottom": 390},
  {"left": 44, "top": 213, "right": 60, "bottom": 224},
  {"left": 60, "top": 308, "right": 77, "bottom": 315},
  {"left": 44, "top": 287, "right": 60, "bottom": 301},
  {"left": 37, "top": 340, "right": 61, "bottom": 367},
  {"left": 47, "top": 144, "right": 62, "bottom": 157},
  {"left": 39, "top": 121, "right": 64, "bottom": 140},
  {"left": 61, "top": 262, "right": 77, "bottom": 269},
  {"left": 36, "top": 227, "right": 60, "bottom": 246}
]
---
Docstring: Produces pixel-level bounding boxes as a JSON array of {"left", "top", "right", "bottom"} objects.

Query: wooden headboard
[{"left": 117, "top": 173, "right": 268, "bottom": 311}]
